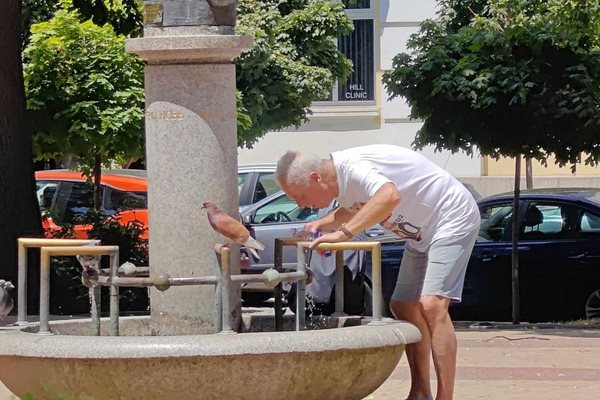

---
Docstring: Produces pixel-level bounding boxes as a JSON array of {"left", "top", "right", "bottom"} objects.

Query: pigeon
[
  {"left": 0, "top": 280, "right": 15, "bottom": 321},
  {"left": 202, "top": 202, "right": 265, "bottom": 260}
]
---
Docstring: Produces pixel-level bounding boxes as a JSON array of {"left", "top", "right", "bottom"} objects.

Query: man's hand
[{"left": 309, "top": 230, "right": 347, "bottom": 249}]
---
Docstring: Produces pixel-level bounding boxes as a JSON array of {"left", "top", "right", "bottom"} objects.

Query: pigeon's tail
[
  {"left": 244, "top": 236, "right": 265, "bottom": 251},
  {"left": 246, "top": 247, "right": 261, "bottom": 262}
]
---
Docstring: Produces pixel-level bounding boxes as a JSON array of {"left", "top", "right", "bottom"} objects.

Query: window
[
  {"left": 581, "top": 210, "right": 600, "bottom": 233},
  {"left": 521, "top": 202, "right": 597, "bottom": 239},
  {"left": 62, "top": 182, "right": 94, "bottom": 223},
  {"left": 478, "top": 203, "right": 513, "bottom": 242},
  {"left": 253, "top": 194, "right": 318, "bottom": 224},
  {"left": 320, "top": 0, "right": 374, "bottom": 103},
  {"left": 104, "top": 189, "right": 147, "bottom": 215},
  {"left": 36, "top": 181, "right": 60, "bottom": 209},
  {"left": 253, "top": 172, "right": 280, "bottom": 203}
]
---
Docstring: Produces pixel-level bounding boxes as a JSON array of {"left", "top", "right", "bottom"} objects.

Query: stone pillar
[{"left": 126, "top": 1, "right": 252, "bottom": 335}]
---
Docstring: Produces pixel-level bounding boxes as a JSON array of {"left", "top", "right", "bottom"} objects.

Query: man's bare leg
[
  {"left": 391, "top": 300, "right": 433, "bottom": 400},
  {"left": 420, "top": 295, "right": 456, "bottom": 400}
]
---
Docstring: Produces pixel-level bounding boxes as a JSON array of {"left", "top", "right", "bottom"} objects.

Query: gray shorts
[{"left": 391, "top": 229, "right": 478, "bottom": 303}]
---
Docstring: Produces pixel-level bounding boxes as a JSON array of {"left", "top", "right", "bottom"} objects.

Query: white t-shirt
[{"left": 331, "top": 144, "right": 480, "bottom": 251}]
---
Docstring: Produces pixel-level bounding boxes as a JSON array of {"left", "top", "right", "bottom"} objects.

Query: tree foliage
[
  {"left": 383, "top": 0, "right": 600, "bottom": 169},
  {"left": 70, "top": 0, "right": 142, "bottom": 36},
  {"left": 236, "top": 0, "right": 353, "bottom": 147},
  {"left": 23, "top": 0, "right": 353, "bottom": 153},
  {"left": 24, "top": 8, "right": 145, "bottom": 175}
]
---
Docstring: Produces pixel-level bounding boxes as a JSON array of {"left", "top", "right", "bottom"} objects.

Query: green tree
[
  {"left": 235, "top": 0, "right": 353, "bottom": 147},
  {"left": 383, "top": 0, "right": 600, "bottom": 322},
  {"left": 24, "top": 8, "right": 145, "bottom": 208},
  {"left": 24, "top": 0, "right": 353, "bottom": 153},
  {"left": 70, "top": 0, "right": 143, "bottom": 36}
]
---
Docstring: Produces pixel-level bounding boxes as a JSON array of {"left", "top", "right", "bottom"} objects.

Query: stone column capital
[{"left": 126, "top": 34, "right": 253, "bottom": 64}]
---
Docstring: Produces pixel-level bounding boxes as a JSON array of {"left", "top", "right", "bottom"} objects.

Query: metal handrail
[
  {"left": 294, "top": 240, "right": 384, "bottom": 325},
  {"left": 16, "top": 238, "right": 101, "bottom": 325}
]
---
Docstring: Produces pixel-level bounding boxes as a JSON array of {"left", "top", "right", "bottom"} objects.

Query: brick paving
[
  {"left": 1, "top": 326, "right": 599, "bottom": 399},
  {"left": 368, "top": 327, "right": 600, "bottom": 400}
]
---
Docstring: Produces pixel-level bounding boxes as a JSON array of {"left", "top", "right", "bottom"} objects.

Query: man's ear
[{"left": 309, "top": 171, "right": 320, "bottom": 183}]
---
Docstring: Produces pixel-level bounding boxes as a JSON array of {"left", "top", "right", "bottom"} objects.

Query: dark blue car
[{"left": 368, "top": 188, "right": 600, "bottom": 322}]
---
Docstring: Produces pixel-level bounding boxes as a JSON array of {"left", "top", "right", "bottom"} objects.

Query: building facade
[{"left": 238, "top": 0, "right": 599, "bottom": 197}]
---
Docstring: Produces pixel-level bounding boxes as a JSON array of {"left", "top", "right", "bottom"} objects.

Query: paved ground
[
  {"left": 1, "top": 323, "right": 599, "bottom": 399},
  {"left": 369, "top": 326, "right": 600, "bottom": 400}
]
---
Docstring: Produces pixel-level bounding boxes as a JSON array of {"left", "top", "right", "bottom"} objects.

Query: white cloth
[{"left": 331, "top": 144, "right": 480, "bottom": 252}]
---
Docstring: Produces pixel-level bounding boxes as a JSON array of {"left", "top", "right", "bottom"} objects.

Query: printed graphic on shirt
[
  {"left": 383, "top": 214, "right": 423, "bottom": 242},
  {"left": 347, "top": 202, "right": 423, "bottom": 242}
]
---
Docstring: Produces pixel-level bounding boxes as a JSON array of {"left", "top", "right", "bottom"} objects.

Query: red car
[{"left": 35, "top": 169, "right": 149, "bottom": 239}]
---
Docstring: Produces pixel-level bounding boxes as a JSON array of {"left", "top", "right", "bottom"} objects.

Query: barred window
[
  {"left": 338, "top": 18, "right": 374, "bottom": 101},
  {"left": 322, "top": 0, "right": 374, "bottom": 103}
]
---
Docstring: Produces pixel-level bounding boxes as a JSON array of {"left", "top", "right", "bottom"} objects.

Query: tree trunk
[
  {"left": 511, "top": 155, "right": 521, "bottom": 324},
  {"left": 0, "top": 0, "right": 43, "bottom": 302},
  {"left": 525, "top": 157, "right": 533, "bottom": 189},
  {"left": 93, "top": 153, "right": 102, "bottom": 210}
]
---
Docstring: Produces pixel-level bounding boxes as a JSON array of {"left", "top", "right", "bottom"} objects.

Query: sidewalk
[
  {"left": 1, "top": 326, "right": 599, "bottom": 399},
  {"left": 369, "top": 327, "right": 600, "bottom": 400}
]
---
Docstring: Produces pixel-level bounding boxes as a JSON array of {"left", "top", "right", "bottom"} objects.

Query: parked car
[
  {"left": 34, "top": 166, "right": 284, "bottom": 311},
  {"left": 36, "top": 169, "right": 149, "bottom": 238},
  {"left": 368, "top": 188, "right": 600, "bottom": 322},
  {"left": 36, "top": 165, "right": 280, "bottom": 237},
  {"left": 237, "top": 163, "right": 279, "bottom": 212}
]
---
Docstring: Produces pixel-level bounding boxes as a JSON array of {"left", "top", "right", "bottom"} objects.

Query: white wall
[{"left": 237, "top": 0, "right": 482, "bottom": 178}]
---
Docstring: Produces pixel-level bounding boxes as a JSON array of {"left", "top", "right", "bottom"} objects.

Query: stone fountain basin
[{"left": 0, "top": 317, "right": 420, "bottom": 400}]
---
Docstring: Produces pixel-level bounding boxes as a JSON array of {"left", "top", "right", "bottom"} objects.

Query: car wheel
[{"left": 585, "top": 289, "right": 600, "bottom": 319}]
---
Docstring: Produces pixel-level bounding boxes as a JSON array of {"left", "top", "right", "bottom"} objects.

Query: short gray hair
[{"left": 276, "top": 150, "right": 322, "bottom": 186}]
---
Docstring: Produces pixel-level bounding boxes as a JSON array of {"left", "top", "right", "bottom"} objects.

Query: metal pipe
[
  {"left": 296, "top": 245, "right": 307, "bottom": 331},
  {"left": 16, "top": 238, "right": 100, "bottom": 325},
  {"left": 274, "top": 238, "right": 283, "bottom": 332},
  {"left": 295, "top": 241, "right": 384, "bottom": 324},
  {"left": 109, "top": 254, "right": 120, "bottom": 336},
  {"left": 370, "top": 242, "right": 383, "bottom": 324},
  {"left": 37, "top": 245, "right": 119, "bottom": 335},
  {"left": 89, "top": 275, "right": 219, "bottom": 287},
  {"left": 165, "top": 276, "right": 219, "bottom": 286},
  {"left": 39, "top": 248, "right": 52, "bottom": 335},
  {"left": 91, "top": 286, "right": 101, "bottom": 336},
  {"left": 334, "top": 250, "right": 346, "bottom": 316},
  {"left": 100, "top": 266, "right": 149, "bottom": 276},
  {"left": 229, "top": 271, "right": 306, "bottom": 284},
  {"left": 16, "top": 243, "right": 27, "bottom": 325},
  {"left": 219, "top": 246, "right": 234, "bottom": 333}
]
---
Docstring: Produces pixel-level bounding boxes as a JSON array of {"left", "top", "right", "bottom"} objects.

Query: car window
[
  {"left": 104, "top": 188, "right": 147, "bottom": 215},
  {"left": 581, "top": 210, "right": 600, "bottom": 233},
  {"left": 521, "top": 204, "right": 562, "bottom": 238},
  {"left": 253, "top": 172, "right": 280, "bottom": 203},
  {"left": 63, "top": 182, "right": 94, "bottom": 223},
  {"left": 478, "top": 203, "right": 513, "bottom": 242},
  {"left": 253, "top": 194, "right": 318, "bottom": 224},
  {"left": 238, "top": 172, "right": 249, "bottom": 195},
  {"left": 521, "top": 202, "right": 598, "bottom": 240},
  {"left": 36, "top": 181, "right": 60, "bottom": 209}
]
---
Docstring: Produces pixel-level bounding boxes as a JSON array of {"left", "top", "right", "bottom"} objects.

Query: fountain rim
[{"left": 0, "top": 318, "right": 421, "bottom": 359}]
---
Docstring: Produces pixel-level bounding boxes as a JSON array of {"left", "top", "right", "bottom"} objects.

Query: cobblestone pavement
[{"left": 1, "top": 325, "right": 599, "bottom": 399}]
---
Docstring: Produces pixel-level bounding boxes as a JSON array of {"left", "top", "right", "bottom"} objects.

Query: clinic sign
[{"left": 344, "top": 83, "right": 369, "bottom": 100}]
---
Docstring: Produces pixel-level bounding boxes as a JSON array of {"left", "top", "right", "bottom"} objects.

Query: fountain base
[{"left": 0, "top": 316, "right": 420, "bottom": 400}]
